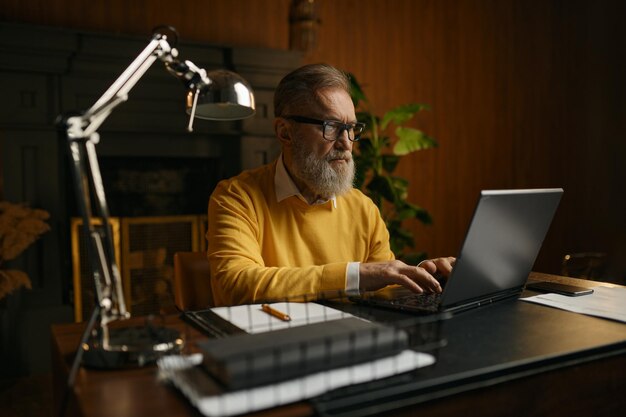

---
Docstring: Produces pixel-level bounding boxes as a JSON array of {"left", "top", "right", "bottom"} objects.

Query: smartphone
[{"left": 526, "top": 281, "right": 594, "bottom": 296}]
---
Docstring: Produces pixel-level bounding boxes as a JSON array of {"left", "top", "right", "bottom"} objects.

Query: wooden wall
[{"left": 1, "top": 0, "right": 624, "bottom": 280}]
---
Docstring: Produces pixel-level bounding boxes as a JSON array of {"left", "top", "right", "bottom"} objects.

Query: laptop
[{"left": 353, "top": 188, "right": 563, "bottom": 315}]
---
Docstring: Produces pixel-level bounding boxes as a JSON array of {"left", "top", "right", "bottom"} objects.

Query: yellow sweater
[{"left": 207, "top": 160, "right": 393, "bottom": 306}]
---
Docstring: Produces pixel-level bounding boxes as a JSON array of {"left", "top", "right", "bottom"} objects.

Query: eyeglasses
[{"left": 283, "top": 115, "right": 366, "bottom": 142}]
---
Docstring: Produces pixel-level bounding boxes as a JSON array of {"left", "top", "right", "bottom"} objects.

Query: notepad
[{"left": 210, "top": 302, "right": 349, "bottom": 333}]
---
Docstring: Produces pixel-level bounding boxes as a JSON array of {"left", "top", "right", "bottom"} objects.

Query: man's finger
[
  {"left": 394, "top": 275, "right": 423, "bottom": 293},
  {"left": 411, "top": 267, "right": 442, "bottom": 293}
]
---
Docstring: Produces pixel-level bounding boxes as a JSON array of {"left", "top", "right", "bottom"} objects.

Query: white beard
[{"left": 291, "top": 140, "right": 355, "bottom": 199}]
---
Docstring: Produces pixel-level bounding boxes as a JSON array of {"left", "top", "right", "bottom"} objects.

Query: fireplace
[{"left": 99, "top": 156, "right": 222, "bottom": 217}]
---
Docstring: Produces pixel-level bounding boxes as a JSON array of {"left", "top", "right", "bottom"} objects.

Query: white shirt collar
[{"left": 274, "top": 154, "right": 337, "bottom": 208}]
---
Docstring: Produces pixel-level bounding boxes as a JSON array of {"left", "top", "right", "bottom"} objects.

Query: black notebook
[{"left": 197, "top": 317, "right": 408, "bottom": 390}]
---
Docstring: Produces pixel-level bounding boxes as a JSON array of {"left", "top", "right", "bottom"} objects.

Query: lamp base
[{"left": 82, "top": 325, "right": 183, "bottom": 369}]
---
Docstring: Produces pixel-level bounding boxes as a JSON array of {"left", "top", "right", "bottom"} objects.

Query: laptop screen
[{"left": 440, "top": 188, "right": 563, "bottom": 308}]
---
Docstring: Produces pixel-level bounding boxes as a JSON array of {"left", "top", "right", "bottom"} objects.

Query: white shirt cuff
[{"left": 346, "top": 262, "right": 361, "bottom": 296}]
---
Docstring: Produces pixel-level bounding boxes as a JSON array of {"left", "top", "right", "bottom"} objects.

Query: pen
[{"left": 261, "top": 304, "right": 291, "bottom": 322}]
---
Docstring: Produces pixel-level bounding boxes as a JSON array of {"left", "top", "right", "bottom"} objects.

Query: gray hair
[{"left": 273, "top": 63, "right": 350, "bottom": 117}]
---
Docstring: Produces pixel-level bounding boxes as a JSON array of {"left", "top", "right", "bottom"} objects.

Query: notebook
[{"left": 353, "top": 188, "right": 563, "bottom": 314}]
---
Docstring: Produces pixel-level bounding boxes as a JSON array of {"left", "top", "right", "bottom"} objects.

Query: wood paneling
[
  {"left": 305, "top": 0, "right": 625, "bottom": 280},
  {"left": 1, "top": 0, "right": 624, "bottom": 281},
  {"left": 0, "top": 0, "right": 291, "bottom": 48}
]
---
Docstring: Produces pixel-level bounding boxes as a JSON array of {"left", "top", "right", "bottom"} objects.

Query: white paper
[
  {"left": 521, "top": 286, "right": 626, "bottom": 323},
  {"left": 159, "top": 350, "right": 435, "bottom": 417},
  {"left": 210, "top": 302, "right": 351, "bottom": 333}
]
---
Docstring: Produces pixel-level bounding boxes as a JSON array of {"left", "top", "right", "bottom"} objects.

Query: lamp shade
[{"left": 187, "top": 69, "right": 256, "bottom": 120}]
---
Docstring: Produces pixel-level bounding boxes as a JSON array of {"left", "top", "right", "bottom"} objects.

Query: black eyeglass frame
[{"left": 283, "top": 115, "right": 366, "bottom": 142}]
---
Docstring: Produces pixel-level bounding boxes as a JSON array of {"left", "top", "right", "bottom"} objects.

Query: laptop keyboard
[{"left": 394, "top": 293, "right": 442, "bottom": 311}]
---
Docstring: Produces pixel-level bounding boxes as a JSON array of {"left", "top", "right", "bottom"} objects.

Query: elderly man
[{"left": 207, "top": 63, "right": 454, "bottom": 306}]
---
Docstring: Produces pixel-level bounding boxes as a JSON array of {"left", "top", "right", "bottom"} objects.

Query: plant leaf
[
  {"left": 389, "top": 176, "right": 409, "bottom": 201},
  {"left": 399, "top": 252, "right": 428, "bottom": 265},
  {"left": 366, "top": 175, "right": 395, "bottom": 203},
  {"left": 353, "top": 152, "right": 374, "bottom": 189},
  {"left": 381, "top": 155, "right": 400, "bottom": 173},
  {"left": 396, "top": 205, "right": 418, "bottom": 222},
  {"left": 388, "top": 225, "right": 415, "bottom": 253},
  {"left": 380, "top": 103, "right": 430, "bottom": 130},
  {"left": 393, "top": 227, "right": 414, "bottom": 244},
  {"left": 348, "top": 75, "right": 435, "bottom": 259},
  {"left": 401, "top": 201, "right": 433, "bottom": 224},
  {"left": 0, "top": 269, "right": 32, "bottom": 300},
  {"left": 393, "top": 127, "right": 438, "bottom": 155},
  {"left": 353, "top": 162, "right": 366, "bottom": 189},
  {"left": 355, "top": 137, "right": 375, "bottom": 157}
]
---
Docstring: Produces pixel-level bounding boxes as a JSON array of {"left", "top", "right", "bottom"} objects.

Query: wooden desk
[{"left": 52, "top": 272, "right": 626, "bottom": 417}]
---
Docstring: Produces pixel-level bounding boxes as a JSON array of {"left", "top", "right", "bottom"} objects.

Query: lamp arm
[
  {"left": 62, "top": 31, "right": 212, "bottom": 327},
  {"left": 65, "top": 135, "right": 124, "bottom": 327},
  {"left": 58, "top": 27, "right": 255, "bottom": 372},
  {"left": 80, "top": 35, "right": 171, "bottom": 137},
  {"left": 71, "top": 33, "right": 209, "bottom": 138},
  {"left": 63, "top": 33, "right": 174, "bottom": 327}
]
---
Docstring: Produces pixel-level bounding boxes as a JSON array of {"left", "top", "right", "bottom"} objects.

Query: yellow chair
[{"left": 173, "top": 251, "right": 214, "bottom": 311}]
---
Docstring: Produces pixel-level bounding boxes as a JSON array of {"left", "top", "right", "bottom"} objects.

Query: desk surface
[{"left": 52, "top": 272, "right": 626, "bottom": 417}]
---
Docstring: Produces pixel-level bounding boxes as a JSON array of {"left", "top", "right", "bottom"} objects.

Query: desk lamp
[{"left": 57, "top": 27, "right": 255, "bottom": 372}]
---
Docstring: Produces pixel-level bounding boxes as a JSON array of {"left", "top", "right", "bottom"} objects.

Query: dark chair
[
  {"left": 173, "top": 251, "right": 214, "bottom": 310},
  {"left": 561, "top": 252, "right": 607, "bottom": 280}
]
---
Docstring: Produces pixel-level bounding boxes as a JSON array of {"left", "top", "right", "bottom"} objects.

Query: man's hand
[
  {"left": 359, "top": 257, "right": 456, "bottom": 294},
  {"left": 418, "top": 256, "right": 456, "bottom": 278}
]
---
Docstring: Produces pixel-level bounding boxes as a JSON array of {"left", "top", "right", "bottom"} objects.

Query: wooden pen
[{"left": 261, "top": 304, "right": 292, "bottom": 321}]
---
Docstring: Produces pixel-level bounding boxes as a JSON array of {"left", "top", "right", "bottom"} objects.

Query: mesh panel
[
  {"left": 123, "top": 217, "right": 199, "bottom": 317},
  {"left": 72, "top": 216, "right": 203, "bottom": 321}
]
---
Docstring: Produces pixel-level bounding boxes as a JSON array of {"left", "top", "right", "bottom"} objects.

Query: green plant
[{"left": 350, "top": 74, "right": 438, "bottom": 264}]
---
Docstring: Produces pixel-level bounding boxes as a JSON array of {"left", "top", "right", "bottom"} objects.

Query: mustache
[{"left": 325, "top": 150, "right": 352, "bottom": 161}]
